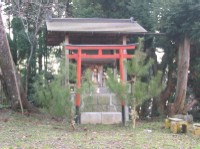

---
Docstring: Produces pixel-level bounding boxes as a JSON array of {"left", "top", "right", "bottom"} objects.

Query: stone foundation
[
  {"left": 81, "top": 112, "right": 122, "bottom": 124},
  {"left": 80, "top": 93, "right": 129, "bottom": 124}
]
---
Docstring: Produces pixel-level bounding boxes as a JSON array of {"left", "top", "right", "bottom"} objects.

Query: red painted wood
[
  {"left": 68, "top": 54, "right": 133, "bottom": 59},
  {"left": 75, "top": 94, "right": 81, "bottom": 107},
  {"left": 76, "top": 48, "right": 82, "bottom": 106},
  {"left": 99, "top": 48, "right": 102, "bottom": 56},
  {"left": 65, "top": 44, "right": 136, "bottom": 50},
  {"left": 119, "top": 48, "right": 124, "bottom": 81},
  {"left": 119, "top": 48, "right": 125, "bottom": 106}
]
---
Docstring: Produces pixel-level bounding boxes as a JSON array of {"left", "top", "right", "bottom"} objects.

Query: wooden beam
[
  {"left": 65, "top": 44, "right": 136, "bottom": 50},
  {"left": 68, "top": 54, "right": 133, "bottom": 59}
]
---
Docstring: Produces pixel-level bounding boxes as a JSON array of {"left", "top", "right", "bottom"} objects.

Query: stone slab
[
  {"left": 101, "top": 112, "right": 122, "bottom": 124},
  {"left": 81, "top": 112, "right": 122, "bottom": 124},
  {"left": 81, "top": 112, "right": 101, "bottom": 124},
  {"left": 125, "top": 106, "right": 129, "bottom": 121}
]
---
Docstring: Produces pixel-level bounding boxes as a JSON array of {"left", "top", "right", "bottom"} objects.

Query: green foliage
[
  {"left": 133, "top": 81, "right": 148, "bottom": 105},
  {"left": 69, "top": 63, "right": 77, "bottom": 83},
  {"left": 106, "top": 38, "right": 163, "bottom": 107},
  {"left": 189, "top": 57, "right": 200, "bottom": 97},
  {"left": 34, "top": 61, "right": 73, "bottom": 117},
  {"left": 72, "top": 0, "right": 156, "bottom": 25},
  {"left": 98, "top": 0, "right": 131, "bottom": 18},
  {"left": 72, "top": 0, "right": 105, "bottom": 17},
  {"left": 106, "top": 69, "right": 129, "bottom": 102},
  {"left": 159, "top": 0, "right": 200, "bottom": 43},
  {"left": 128, "top": 0, "right": 155, "bottom": 31},
  {"left": 78, "top": 69, "right": 95, "bottom": 96},
  {"left": 34, "top": 75, "right": 72, "bottom": 117},
  {"left": 157, "top": 0, "right": 200, "bottom": 107},
  {"left": 127, "top": 51, "right": 154, "bottom": 78},
  {"left": 126, "top": 38, "right": 163, "bottom": 105},
  {"left": 148, "top": 71, "right": 163, "bottom": 97},
  {"left": 8, "top": 17, "right": 30, "bottom": 65},
  {"left": 126, "top": 38, "right": 154, "bottom": 78},
  {"left": 130, "top": 71, "right": 163, "bottom": 105}
]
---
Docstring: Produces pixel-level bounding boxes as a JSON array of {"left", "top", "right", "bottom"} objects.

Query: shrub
[{"left": 33, "top": 60, "right": 74, "bottom": 118}]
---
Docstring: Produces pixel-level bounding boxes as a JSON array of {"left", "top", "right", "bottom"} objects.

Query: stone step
[
  {"left": 81, "top": 94, "right": 121, "bottom": 107},
  {"left": 99, "top": 87, "right": 110, "bottom": 94},
  {"left": 81, "top": 105, "right": 121, "bottom": 112},
  {"left": 81, "top": 112, "right": 122, "bottom": 124}
]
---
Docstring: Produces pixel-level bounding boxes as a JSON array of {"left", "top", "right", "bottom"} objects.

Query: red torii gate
[{"left": 65, "top": 44, "right": 136, "bottom": 123}]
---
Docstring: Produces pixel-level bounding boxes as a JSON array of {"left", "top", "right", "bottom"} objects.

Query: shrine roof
[{"left": 46, "top": 18, "right": 147, "bottom": 34}]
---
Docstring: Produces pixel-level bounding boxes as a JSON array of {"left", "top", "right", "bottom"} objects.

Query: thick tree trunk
[
  {"left": 174, "top": 37, "right": 190, "bottom": 114},
  {"left": 159, "top": 66, "right": 175, "bottom": 115},
  {"left": 0, "top": 9, "right": 22, "bottom": 110},
  {"left": 0, "top": 8, "right": 37, "bottom": 113}
]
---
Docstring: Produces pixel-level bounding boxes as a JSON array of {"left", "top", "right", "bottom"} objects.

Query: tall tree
[
  {"left": 5, "top": 1, "right": 71, "bottom": 97},
  {"left": 106, "top": 38, "right": 163, "bottom": 128},
  {"left": 0, "top": 5, "right": 33, "bottom": 112},
  {"left": 160, "top": 0, "right": 200, "bottom": 115}
]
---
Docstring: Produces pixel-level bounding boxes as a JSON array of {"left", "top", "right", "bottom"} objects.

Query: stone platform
[
  {"left": 81, "top": 112, "right": 122, "bottom": 124},
  {"left": 79, "top": 86, "right": 129, "bottom": 124}
]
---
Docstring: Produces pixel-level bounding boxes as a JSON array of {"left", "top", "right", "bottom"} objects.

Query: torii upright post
[
  {"left": 119, "top": 48, "right": 125, "bottom": 126},
  {"left": 75, "top": 48, "right": 82, "bottom": 123}
]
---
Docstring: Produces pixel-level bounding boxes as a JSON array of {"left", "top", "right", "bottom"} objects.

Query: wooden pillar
[
  {"left": 122, "top": 35, "right": 128, "bottom": 124},
  {"left": 119, "top": 48, "right": 125, "bottom": 125},
  {"left": 119, "top": 48, "right": 124, "bottom": 81},
  {"left": 122, "top": 35, "right": 127, "bottom": 81},
  {"left": 99, "top": 48, "right": 102, "bottom": 56},
  {"left": 75, "top": 48, "right": 81, "bottom": 123},
  {"left": 98, "top": 48, "right": 103, "bottom": 87},
  {"left": 65, "top": 35, "right": 69, "bottom": 85}
]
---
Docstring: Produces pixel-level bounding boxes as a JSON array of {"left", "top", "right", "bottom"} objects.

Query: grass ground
[{"left": 0, "top": 109, "right": 199, "bottom": 149}]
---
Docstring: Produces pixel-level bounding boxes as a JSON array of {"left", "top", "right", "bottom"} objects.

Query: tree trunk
[
  {"left": 0, "top": 9, "right": 22, "bottom": 110},
  {"left": 159, "top": 66, "right": 175, "bottom": 115},
  {"left": 183, "top": 99, "right": 198, "bottom": 114},
  {"left": 38, "top": 55, "right": 42, "bottom": 73},
  {"left": 0, "top": 8, "right": 37, "bottom": 113},
  {"left": 174, "top": 37, "right": 190, "bottom": 114},
  {"left": 132, "top": 105, "right": 136, "bottom": 129}
]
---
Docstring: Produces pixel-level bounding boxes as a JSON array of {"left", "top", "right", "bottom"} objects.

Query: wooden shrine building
[{"left": 46, "top": 18, "right": 147, "bottom": 124}]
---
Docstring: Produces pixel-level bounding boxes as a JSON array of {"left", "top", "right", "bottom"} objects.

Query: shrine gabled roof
[{"left": 46, "top": 18, "right": 147, "bottom": 34}]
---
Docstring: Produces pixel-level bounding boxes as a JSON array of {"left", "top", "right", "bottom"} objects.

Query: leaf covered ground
[{"left": 0, "top": 109, "right": 199, "bottom": 149}]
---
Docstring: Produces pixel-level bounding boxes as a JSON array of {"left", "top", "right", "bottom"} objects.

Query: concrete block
[
  {"left": 101, "top": 112, "right": 122, "bottom": 124},
  {"left": 81, "top": 112, "right": 101, "bottom": 124}
]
